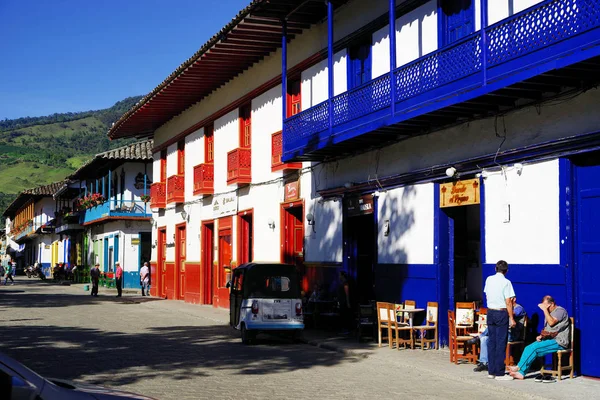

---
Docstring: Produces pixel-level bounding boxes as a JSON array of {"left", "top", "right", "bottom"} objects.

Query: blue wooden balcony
[
  {"left": 80, "top": 199, "right": 151, "bottom": 226},
  {"left": 14, "top": 224, "right": 34, "bottom": 242},
  {"left": 283, "top": 0, "right": 600, "bottom": 161}
]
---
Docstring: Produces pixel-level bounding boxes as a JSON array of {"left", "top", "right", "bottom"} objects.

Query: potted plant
[{"left": 140, "top": 194, "right": 151, "bottom": 203}]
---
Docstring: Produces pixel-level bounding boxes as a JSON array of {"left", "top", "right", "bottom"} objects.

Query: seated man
[
  {"left": 508, "top": 295, "right": 570, "bottom": 380},
  {"left": 472, "top": 298, "right": 526, "bottom": 372}
]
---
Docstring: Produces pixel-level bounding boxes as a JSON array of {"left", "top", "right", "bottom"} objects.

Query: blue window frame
[
  {"left": 440, "top": 0, "right": 475, "bottom": 46},
  {"left": 347, "top": 36, "right": 372, "bottom": 90}
]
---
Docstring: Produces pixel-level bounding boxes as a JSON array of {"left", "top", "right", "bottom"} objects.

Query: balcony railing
[
  {"left": 167, "top": 175, "right": 185, "bottom": 204},
  {"left": 193, "top": 163, "right": 214, "bottom": 195},
  {"left": 227, "top": 148, "right": 252, "bottom": 185},
  {"left": 14, "top": 223, "right": 33, "bottom": 241},
  {"left": 283, "top": 0, "right": 600, "bottom": 160},
  {"left": 150, "top": 182, "right": 166, "bottom": 209},
  {"left": 272, "top": 131, "right": 302, "bottom": 172},
  {"left": 80, "top": 199, "right": 151, "bottom": 225}
]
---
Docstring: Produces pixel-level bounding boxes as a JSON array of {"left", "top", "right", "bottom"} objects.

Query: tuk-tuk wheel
[{"left": 241, "top": 324, "right": 254, "bottom": 345}]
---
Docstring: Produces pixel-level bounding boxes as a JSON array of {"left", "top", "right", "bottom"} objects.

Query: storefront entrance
[
  {"left": 215, "top": 216, "right": 232, "bottom": 308},
  {"left": 201, "top": 221, "right": 214, "bottom": 305},
  {"left": 175, "top": 223, "right": 186, "bottom": 300},
  {"left": 572, "top": 154, "right": 600, "bottom": 377},
  {"left": 158, "top": 228, "right": 167, "bottom": 298}
]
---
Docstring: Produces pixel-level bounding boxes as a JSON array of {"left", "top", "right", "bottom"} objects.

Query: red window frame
[
  {"left": 287, "top": 78, "right": 301, "bottom": 118},
  {"left": 160, "top": 149, "right": 167, "bottom": 182},
  {"left": 205, "top": 123, "right": 214, "bottom": 163},
  {"left": 177, "top": 140, "right": 185, "bottom": 175},
  {"left": 239, "top": 104, "right": 251, "bottom": 149}
]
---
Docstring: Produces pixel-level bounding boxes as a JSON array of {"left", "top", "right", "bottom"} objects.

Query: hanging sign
[
  {"left": 131, "top": 238, "right": 140, "bottom": 245},
  {"left": 344, "top": 195, "right": 374, "bottom": 217},
  {"left": 212, "top": 192, "right": 238, "bottom": 219},
  {"left": 440, "top": 178, "right": 480, "bottom": 208},
  {"left": 284, "top": 180, "right": 300, "bottom": 202}
]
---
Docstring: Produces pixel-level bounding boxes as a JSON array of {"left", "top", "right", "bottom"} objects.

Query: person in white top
[
  {"left": 140, "top": 262, "right": 150, "bottom": 297},
  {"left": 483, "top": 260, "right": 516, "bottom": 380}
]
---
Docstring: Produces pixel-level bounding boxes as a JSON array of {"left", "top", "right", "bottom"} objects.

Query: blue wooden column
[
  {"left": 389, "top": 0, "right": 397, "bottom": 115},
  {"left": 108, "top": 170, "right": 112, "bottom": 209},
  {"left": 282, "top": 19, "right": 288, "bottom": 126},
  {"left": 327, "top": 0, "right": 334, "bottom": 135},
  {"left": 481, "top": 0, "right": 488, "bottom": 85}
]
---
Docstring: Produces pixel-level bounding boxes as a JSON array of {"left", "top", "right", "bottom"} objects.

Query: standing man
[
  {"left": 115, "top": 261, "right": 123, "bottom": 298},
  {"left": 11, "top": 260, "right": 16, "bottom": 278},
  {"left": 483, "top": 260, "right": 516, "bottom": 380},
  {"left": 90, "top": 263, "right": 101, "bottom": 297},
  {"left": 140, "top": 262, "right": 150, "bottom": 296}
]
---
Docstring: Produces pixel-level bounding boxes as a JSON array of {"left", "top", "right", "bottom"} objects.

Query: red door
[
  {"left": 215, "top": 217, "right": 233, "bottom": 308},
  {"left": 176, "top": 224, "right": 186, "bottom": 300},
  {"left": 158, "top": 228, "right": 167, "bottom": 298},
  {"left": 202, "top": 222, "right": 214, "bottom": 305},
  {"left": 238, "top": 211, "right": 253, "bottom": 265},
  {"left": 282, "top": 203, "right": 306, "bottom": 290}
]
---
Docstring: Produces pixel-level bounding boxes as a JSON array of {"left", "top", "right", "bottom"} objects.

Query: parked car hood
[{"left": 47, "top": 378, "right": 157, "bottom": 400}]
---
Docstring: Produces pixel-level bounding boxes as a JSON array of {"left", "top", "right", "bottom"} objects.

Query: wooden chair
[
  {"left": 540, "top": 317, "right": 575, "bottom": 380},
  {"left": 455, "top": 302, "right": 476, "bottom": 332},
  {"left": 391, "top": 302, "right": 414, "bottom": 349},
  {"left": 505, "top": 314, "right": 528, "bottom": 366},
  {"left": 413, "top": 302, "right": 438, "bottom": 350},
  {"left": 448, "top": 310, "right": 478, "bottom": 364},
  {"left": 377, "top": 302, "right": 394, "bottom": 348}
]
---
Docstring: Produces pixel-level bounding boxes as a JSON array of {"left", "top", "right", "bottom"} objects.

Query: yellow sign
[
  {"left": 131, "top": 238, "right": 140, "bottom": 245},
  {"left": 440, "top": 178, "right": 480, "bottom": 208}
]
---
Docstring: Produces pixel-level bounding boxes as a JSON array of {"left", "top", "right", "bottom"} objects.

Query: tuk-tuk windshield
[{"left": 243, "top": 265, "right": 300, "bottom": 299}]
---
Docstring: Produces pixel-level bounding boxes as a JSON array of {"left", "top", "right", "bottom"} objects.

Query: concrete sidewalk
[{"left": 125, "top": 297, "right": 598, "bottom": 400}]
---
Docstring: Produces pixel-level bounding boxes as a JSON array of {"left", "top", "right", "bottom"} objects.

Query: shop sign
[
  {"left": 284, "top": 180, "right": 300, "bottom": 202},
  {"left": 344, "top": 195, "right": 374, "bottom": 217},
  {"left": 212, "top": 192, "right": 238, "bottom": 219},
  {"left": 131, "top": 238, "right": 140, "bottom": 245},
  {"left": 440, "top": 178, "right": 480, "bottom": 208}
]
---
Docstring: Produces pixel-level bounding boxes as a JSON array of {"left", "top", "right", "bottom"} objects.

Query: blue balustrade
[
  {"left": 282, "top": 0, "right": 600, "bottom": 160},
  {"left": 80, "top": 199, "right": 151, "bottom": 225},
  {"left": 14, "top": 225, "right": 33, "bottom": 241}
]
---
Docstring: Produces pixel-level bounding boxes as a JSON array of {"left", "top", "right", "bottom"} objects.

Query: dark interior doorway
[
  {"left": 346, "top": 213, "right": 375, "bottom": 305},
  {"left": 140, "top": 232, "right": 152, "bottom": 266},
  {"left": 445, "top": 204, "right": 482, "bottom": 303}
]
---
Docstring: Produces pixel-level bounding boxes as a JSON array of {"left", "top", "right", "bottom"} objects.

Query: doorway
[
  {"left": 441, "top": 0, "right": 475, "bottom": 46},
  {"left": 238, "top": 211, "right": 253, "bottom": 265},
  {"left": 139, "top": 232, "right": 152, "bottom": 266},
  {"left": 216, "top": 216, "right": 233, "bottom": 308},
  {"left": 158, "top": 227, "right": 167, "bottom": 298},
  {"left": 202, "top": 221, "right": 214, "bottom": 305},
  {"left": 282, "top": 202, "right": 305, "bottom": 290},
  {"left": 345, "top": 213, "right": 375, "bottom": 305},
  {"left": 175, "top": 224, "right": 186, "bottom": 300},
  {"left": 444, "top": 204, "right": 482, "bottom": 304}
]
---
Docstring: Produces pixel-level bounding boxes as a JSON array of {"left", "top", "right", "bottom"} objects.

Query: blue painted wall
[{"left": 123, "top": 271, "right": 140, "bottom": 290}]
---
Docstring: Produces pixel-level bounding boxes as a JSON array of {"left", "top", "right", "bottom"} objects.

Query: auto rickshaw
[{"left": 228, "top": 262, "right": 304, "bottom": 344}]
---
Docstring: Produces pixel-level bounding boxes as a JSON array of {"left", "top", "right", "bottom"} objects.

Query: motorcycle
[
  {"left": 27, "top": 265, "right": 46, "bottom": 280},
  {"left": 25, "top": 265, "right": 35, "bottom": 278}
]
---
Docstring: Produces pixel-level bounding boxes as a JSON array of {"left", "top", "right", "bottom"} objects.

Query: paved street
[{"left": 0, "top": 278, "right": 597, "bottom": 400}]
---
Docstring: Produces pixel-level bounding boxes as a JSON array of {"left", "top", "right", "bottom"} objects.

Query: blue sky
[{"left": 0, "top": 0, "right": 251, "bottom": 120}]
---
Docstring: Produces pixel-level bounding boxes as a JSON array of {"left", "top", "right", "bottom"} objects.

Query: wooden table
[{"left": 395, "top": 307, "right": 425, "bottom": 327}]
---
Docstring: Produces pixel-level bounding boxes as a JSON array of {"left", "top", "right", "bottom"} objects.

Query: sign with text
[
  {"left": 284, "top": 180, "right": 300, "bottom": 202},
  {"left": 212, "top": 192, "right": 238, "bottom": 219},
  {"left": 440, "top": 178, "right": 480, "bottom": 208},
  {"left": 344, "top": 195, "right": 374, "bottom": 217}
]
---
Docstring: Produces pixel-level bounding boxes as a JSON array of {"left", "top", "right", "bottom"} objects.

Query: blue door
[
  {"left": 441, "top": 0, "right": 475, "bottom": 45},
  {"left": 575, "top": 162, "right": 600, "bottom": 377},
  {"left": 348, "top": 39, "right": 372, "bottom": 90}
]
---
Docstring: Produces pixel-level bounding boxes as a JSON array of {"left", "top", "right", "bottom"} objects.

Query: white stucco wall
[
  {"left": 152, "top": 153, "right": 161, "bottom": 182},
  {"left": 185, "top": 127, "right": 204, "bottom": 201},
  {"left": 251, "top": 85, "right": 283, "bottom": 183},
  {"left": 378, "top": 183, "right": 434, "bottom": 264},
  {"left": 214, "top": 109, "right": 239, "bottom": 194},
  {"left": 301, "top": 50, "right": 347, "bottom": 110},
  {"left": 88, "top": 220, "right": 151, "bottom": 272},
  {"left": 484, "top": 159, "right": 559, "bottom": 265},
  {"left": 166, "top": 142, "right": 178, "bottom": 178},
  {"left": 488, "top": 0, "right": 543, "bottom": 25},
  {"left": 304, "top": 198, "right": 343, "bottom": 263},
  {"left": 34, "top": 198, "right": 55, "bottom": 230}
]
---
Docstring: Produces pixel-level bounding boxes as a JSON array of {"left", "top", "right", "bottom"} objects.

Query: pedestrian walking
[
  {"left": 90, "top": 263, "right": 101, "bottom": 297},
  {"left": 140, "top": 262, "right": 150, "bottom": 296},
  {"left": 4, "top": 260, "right": 15, "bottom": 285},
  {"left": 115, "top": 261, "right": 123, "bottom": 297},
  {"left": 483, "top": 260, "right": 516, "bottom": 380},
  {"left": 11, "top": 261, "right": 16, "bottom": 277}
]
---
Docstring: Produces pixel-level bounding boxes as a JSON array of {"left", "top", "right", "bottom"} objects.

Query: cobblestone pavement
[{"left": 0, "top": 278, "right": 596, "bottom": 400}]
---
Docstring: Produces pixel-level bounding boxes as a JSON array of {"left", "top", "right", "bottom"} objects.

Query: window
[
  {"left": 160, "top": 150, "right": 167, "bottom": 182},
  {"left": 239, "top": 104, "right": 251, "bottom": 149},
  {"left": 287, "top": 79, "right": 301, "bottom": 117},
  {"left": 177, "top": 140, "right": 185, "bottom": 175},
  {"left": 205, "top": 123, "right": 214, "bottom": 163},
  {"left": 441, "top": 0, "right": 475, "bottom": 45},
  {"left": 348, "top": 36, "right": 372, "bottom": 89}
]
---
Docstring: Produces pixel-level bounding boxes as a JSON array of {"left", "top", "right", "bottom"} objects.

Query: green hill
[{"left": 0, "top": 96, "right": 144, "bottom": 225}]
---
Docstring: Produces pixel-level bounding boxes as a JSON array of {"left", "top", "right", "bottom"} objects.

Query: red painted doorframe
[
  {"left": 175, "top": 222, "right": 186, "bottom": 300},
  {"left": 281, "top": 200, "right": 306, "bottom": 292},
  {"left": 280, "top": 200, "right": 304, "bottom": 263},
  {"left": 201, "top": 220, "right": 214, "bottom": 305},
  {"left": 237, "top": 209, "right": 253, "bottom": 265},
  {"left": 158, "top": 227, "right": 167, "bottom": 298}
]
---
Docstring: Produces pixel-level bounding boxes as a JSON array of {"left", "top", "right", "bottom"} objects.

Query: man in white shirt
[
  {"left": 483, "top": 260, "right": 516, "bottom": 380},
  {"left": 140, "top": 262, "right": 150, "bottom": 296}
]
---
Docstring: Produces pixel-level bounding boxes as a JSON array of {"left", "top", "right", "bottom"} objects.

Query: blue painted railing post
[
  {"left": 108, "top": 170, "right": 112, "bottom": 211},
  {"left": 389, "top": 0, "right": 397, "bottom": 115},
  {"left": 327, "top": 0, "right": 334, "bottom": 135},
  {"left": 144, "top": 168, "right": 148, "bottom": 215},
  {"left": 102, "top": 175, "right": 106, "bottom": 197},
  {"left": 282, "top": 19, "right": 288, "bottom": 133},
  {"left": 481, "top": 0, "right": 488, "bottom": 86}
]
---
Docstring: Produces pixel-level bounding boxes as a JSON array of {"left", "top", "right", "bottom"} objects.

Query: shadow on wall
[{"left": 0, "top": 294, "right": 358, "bottom": 387}]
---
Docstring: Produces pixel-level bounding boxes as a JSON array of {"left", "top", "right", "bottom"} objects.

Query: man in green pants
[{"left": 508, "top": 295, "right": 570, "bottom": 381}]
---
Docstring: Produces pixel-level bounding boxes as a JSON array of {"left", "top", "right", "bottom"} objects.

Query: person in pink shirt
[{"left": 115, "top": 261, "right": 123, "bottom": 297}]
